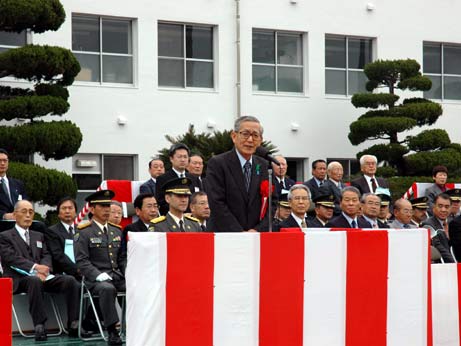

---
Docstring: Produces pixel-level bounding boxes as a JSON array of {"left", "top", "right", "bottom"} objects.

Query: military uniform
[
  {"left": 149, "top": 213, "right": 202, "bottom": 232},
  {"left": 74, "top": 190, "right": 126, "bottom": 341}
]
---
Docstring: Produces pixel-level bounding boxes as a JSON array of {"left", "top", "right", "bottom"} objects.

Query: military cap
[
  {"left": 162, "top": 177, "right": 192, "bottom": 195},
  {"left": 85, "top": 189, "right": 115, "bottom": 205},
  {"left": 169, "top": 142, "right": 190, "bottom": 157},
  {"left": 376, "top": 193, "right": 391, "bottom": 206},
  {"left": 278, "top": 193, "right": 290, "bottom": 208},
  {"left": 313, "top": 194, "right": 335, "bottom": 208},
  {"left": 410, "top": 196, "right": 429, "bottom": 209},
  {"left": 446, "top": 188, "right": 461, "bottom": 202}
]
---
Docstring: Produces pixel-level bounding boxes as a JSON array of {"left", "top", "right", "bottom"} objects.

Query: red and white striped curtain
[{"left": 126, "top": 229, "right": 431, "bottom": 346}]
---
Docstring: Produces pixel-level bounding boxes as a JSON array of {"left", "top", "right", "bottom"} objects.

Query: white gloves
[{"left": 96, "top": 272, "right": 112, "bottom": 282}]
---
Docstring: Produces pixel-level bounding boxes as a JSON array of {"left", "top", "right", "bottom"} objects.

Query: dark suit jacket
[
  {"left": 422, "top": 216, "right": 455, "bottom": 263},
  {"left": 350, "top": 175, "right": 389, "bottom": 195},
  {"left": 308, "top": 217, "right": 327, "bottom": 228},
  {"left": 44, "top": 222, "right": 79, "bottom": 277},
  {"left": 326, "top": 213, "right": 371, "bottom": 228},
  {"left": 449, "top": 215, "right": 461, "bottom": 262},
  {"left": 0, "top": 227, "right": 52, "bottom": 291},
  {"left": 206, "top": 149, "right": 274, "bottom": 232},
  {"left": 303, "top": 177, "right": 325, "bottom": 200},
  {"left": 274, "top": 177, "right": 296, "bottom": 197},
  {"left": 139, "top": 178, "right": 156, "bottom": 196},
  {"left": 156, "top": 169, "right": 201, "bottom": 216},
  {"left": 322, "top": 179, "right": 344, "bottom": 215},
  {"left": 0, "top": 177, "right": 27, "bottom": 219}
]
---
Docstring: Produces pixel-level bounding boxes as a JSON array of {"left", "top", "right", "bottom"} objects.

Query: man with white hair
[
  {"left": 279, "top": 184, "right": 311, "bottom": 229},
  {"left": 323, "top": 161, "right": 345, "bottom": 215},
  {"left": 351, "top": 154, "right": 389, "bottom": 195}
]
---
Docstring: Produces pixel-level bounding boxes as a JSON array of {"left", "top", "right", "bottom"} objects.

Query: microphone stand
[{"left": 268, "top": 168, "right": 273, "bottom": 232}]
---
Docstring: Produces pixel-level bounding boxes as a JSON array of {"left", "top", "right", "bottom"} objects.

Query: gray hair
[
  {"left": 340, "top": 186, "right": 361, "bottom": 200},
  {"left": 287, "top": 184, "right": 310, "bottom": 201},
  {"left": 111, "top": 200, "right": 123, "bottom": 208},
  {"left": 360, "top": 192, "right": 381, "bottom": 203},
  {"left": 359, "top": 154, "right": 378, "bottom": 166},
  {"left": 327, "top": 161, "right": 343, "bottom": 172},
  {"left": 14, "top": 199, "right": 33, "bottom": 211},
  {"left": 233, "top": 116, "right": 264, "bottom": 135}
]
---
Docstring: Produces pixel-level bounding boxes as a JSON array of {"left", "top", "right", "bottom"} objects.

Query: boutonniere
[
  {"left": 256, "top": 164, "right": 261, "bottom": 176},
  {"left": 259, "top": 180, "right": 274, "bottom": 220}
]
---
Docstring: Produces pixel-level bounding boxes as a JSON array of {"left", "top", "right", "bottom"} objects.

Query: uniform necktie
[
  {"left": 301, "top": 218, "right": 307, "bottom": 228},
  {"left": 179, "top": 220, "right": 185, "bottom": 232},
  {"left": 243, "top": 161, "right": 251, "bottom": 192},
  {"left": 351, "top": 219, "right": 357, "bottom": 228},
  {"left": 370, "top": 178, "right": 377, "bottom": 193},
  {"left": 103, "top": 226, "right": 108, "bottom": 234},
  {"left": 25, "top": 230, "right": 30, "bottom": 246},
  {"left": 0, "top": 178, "right": 11, "bottom": 204},
  {"left": 180, "top": 173, "right": 185, "bottom": 178}
]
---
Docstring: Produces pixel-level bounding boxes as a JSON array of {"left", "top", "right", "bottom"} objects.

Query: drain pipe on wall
[{"left": 235, "top": 0, "right": 241, "bottom": 118}]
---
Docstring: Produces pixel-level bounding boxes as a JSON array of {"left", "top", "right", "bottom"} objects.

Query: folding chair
[
  {"left": 78, "top": 277, "right": 126, "bottom": 342},
  {"left": 12, "top": 292, "right": 64, "bottom": 337}
]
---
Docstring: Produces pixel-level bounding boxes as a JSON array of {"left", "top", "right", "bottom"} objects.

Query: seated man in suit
[
  {"left": 388, "top": 199, "right": 417, "bottom": 229},
  {"left": 74, "top": 190, "right": 126, "bottom": 346},
  {"left": 139, "top": 157, "right": 165, "bottom": 197},
  {"left": 326, "top": 186, "right": 370, "bottom": 228},
  {"left": 309, "top": 194, "right": 335, "bottom": 227},
  {"left": 272, "top": 155, "right": 295, "bottom": 197},
  {"left": 0, "top": 148, "right": 28, "bottom": 220},
  {"left": 190, "top": 191, "right": 210, "bottom": 231},
  {"left": 351, "top": 154, "right": 389, "bottom": 195},
  {"left": 156, "top": 143, "right": 201, "bottom": 216},
  {"left": 421, "top": 193, "right": 455, "bottom": 263},
  {"left": 303, "top": 159, "right": 327, "bottom": 201},
  {"left": 150, "top": 178, "right": 202, "bottom": 232},
  {"left": 121, "top": 193, "right": 159, "bottom": 252},
  {"left": 44, "top": 197, "right": 81, "bottom": 280},
  {"left": 0, "top": 200, "right": 80, "bottom": 341},
  {"left": 359, "top": 193, "right": 388, "bottom": 228},
  {"left": 279, "top": 184, "right": 311, "bottom": 229},
  {"left": 322, "top": 161, "right": 345, "bottom": 215}
]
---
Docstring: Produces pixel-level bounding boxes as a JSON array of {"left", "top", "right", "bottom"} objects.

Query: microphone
[{"left": 255, "top": 146, "right": 280, "bottom": 166}]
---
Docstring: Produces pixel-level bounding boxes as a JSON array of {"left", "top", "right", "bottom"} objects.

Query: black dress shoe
[
  {"left": 34, "top": 324, "right": 47, "bottom": 342},
  {"left": 107, "top": 330, "right": 123, "bottom": 345}
]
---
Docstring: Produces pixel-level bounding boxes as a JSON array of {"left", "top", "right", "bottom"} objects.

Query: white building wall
[{"left": 9, "top": 0, "right": 461, "bottom": 181}]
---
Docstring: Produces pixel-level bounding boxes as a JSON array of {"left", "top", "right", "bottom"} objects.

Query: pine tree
[{"left": 0, "top": 0, "right": 81, "bottom": 204}]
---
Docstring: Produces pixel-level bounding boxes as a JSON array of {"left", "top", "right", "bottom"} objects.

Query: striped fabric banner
[{"left": 126, "top": 230, "right": 431, "bottom": 346}]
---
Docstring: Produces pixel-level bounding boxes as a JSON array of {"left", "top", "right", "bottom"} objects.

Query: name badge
[
  {"left": 65, "top": 239, "right": 73, "bottom": 245},
  {"left": 36, "top": 241, "right": 42, "bottom": 248},
  {"left": 194, "top": 186, "right": 200, "bottom": 192}
]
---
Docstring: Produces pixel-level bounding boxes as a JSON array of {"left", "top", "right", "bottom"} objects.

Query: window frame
[
  {"left": 423, "top": 41, "right": 461, "bottom": 102},
  {"left": 72, "top": 14, "right": 136, "bottom": 86},
  {"left": 252, "top": 28, "right": 305, "bottom": 95},
  {"left": 324, "top": 34, "right": 374, "bottom": 97},
  {"left": 157, "top": 21, "right": 216, "bottom": 90},
  {"left": 0, "top": 30, "right": 30, "bottom": 52}
]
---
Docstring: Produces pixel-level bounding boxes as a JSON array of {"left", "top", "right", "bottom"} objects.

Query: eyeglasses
[
  {"left": 398, "top": 208, "right": 413, "bottom": 214},
  {"left": 17, "top": 209, "right": 34, "bottom": 215},
  {"left": 238, "top": 131, "right": 261, "bottom": 140},
  {"left": 292, "top": 196, "right": 309, "bottom": 201},
  {"left": 364, "top": 201, "right": 381, "bottom": 206}
]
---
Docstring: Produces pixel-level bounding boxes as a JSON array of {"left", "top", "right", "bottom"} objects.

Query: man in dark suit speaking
[{"left": 206, "top": 116, "right": 273, "bottom": 232}]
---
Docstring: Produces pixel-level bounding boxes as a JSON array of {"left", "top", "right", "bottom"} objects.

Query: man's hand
[
  {"left": 96, "top": 272, "right": 112, "bottom": 282},
  {"left": 36, "top": 272, "right": 47, "bottom": 282},
  {"left": 3, "top": 212, "right": 15, "bottom": 220},
  {"left": 34, "top": 264, "right": 50, "bottom": 276}
]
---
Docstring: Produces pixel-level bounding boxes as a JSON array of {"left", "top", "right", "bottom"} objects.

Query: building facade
[{"left": 1, "top": 0, "right": 461, "bottom": 207}]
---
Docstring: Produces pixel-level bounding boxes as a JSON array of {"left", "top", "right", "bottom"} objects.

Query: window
[
  {"left": 72, "top": 15, "right": 134, "bottom": 84},
  {"left": 325, "top": 35, "right": 373, "bottom": 96},
  {"left": 158, "top": 22, "right": 214, "bottom": 88},
  {"left": 252, "top": 29, "right": 303, "bottom": 93},
  {"left": 0, "top": 30, "right": 27, "bottom": 53},
  {"left": 73, "top": 154, "right": 137, "bottom": 211},
  {"left": 423, "top": 42, "right": 461, "bottom": 101}
]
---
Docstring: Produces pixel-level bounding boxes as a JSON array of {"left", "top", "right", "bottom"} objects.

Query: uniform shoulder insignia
[
  {"left": 185, "top": 215, "right": 200, "bottom": 223},
  {"left": 77, "top": 221, "right": 91, "bottom": 230},
  {"left": 151, "top": 215, "right": 166, "bottom": 224},
  {"left": 108, "top": 222, "right": 122, "bottom": 229}
]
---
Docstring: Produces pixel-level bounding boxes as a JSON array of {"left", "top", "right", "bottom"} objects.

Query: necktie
[
  {"left": 0, "top": 178, "right": 12, "bottom": 204},
  {"left": 243, "top": 161, "right": 251, "bottom": 192},
  {"left": 370, "top": 178, "right": 377, "bottom": 193},
  {"left": 443, "top": 221, "right": 449, "bottom": 238},
  {"left": 301, "top": 219, "right": 307, "bottom": 228},
  {"left": 25, "top": 230, "right": 30, "bottom": 246},
  {"left": 68, "top": 225, "right": 74, "bottom": 235},
  {"left": 403, "top": 224, "right": 410, "bottom": 229},
  {"left": 319, "top": 180, "right": 324, "bottom": 187},
  {"left": 201, "top": 224, "right": 206, "bottom": 232},
  {"left": 179, "top": 220, "right": 185, "bottom": 232},
  {"left": 180, "top": 173, "right": 185, "bottom": 178},
  {"left": 351, "top": 219, "right": 357, "bottom": 228},
  {"left": 103, "top": 226, "right": 108, "bottom": 234},
  {"left": 280, "top": 179, "right": 285, "bottom": 190},
  {"left": 373, "top": 222, "right": 378, "bottom": 229}
]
